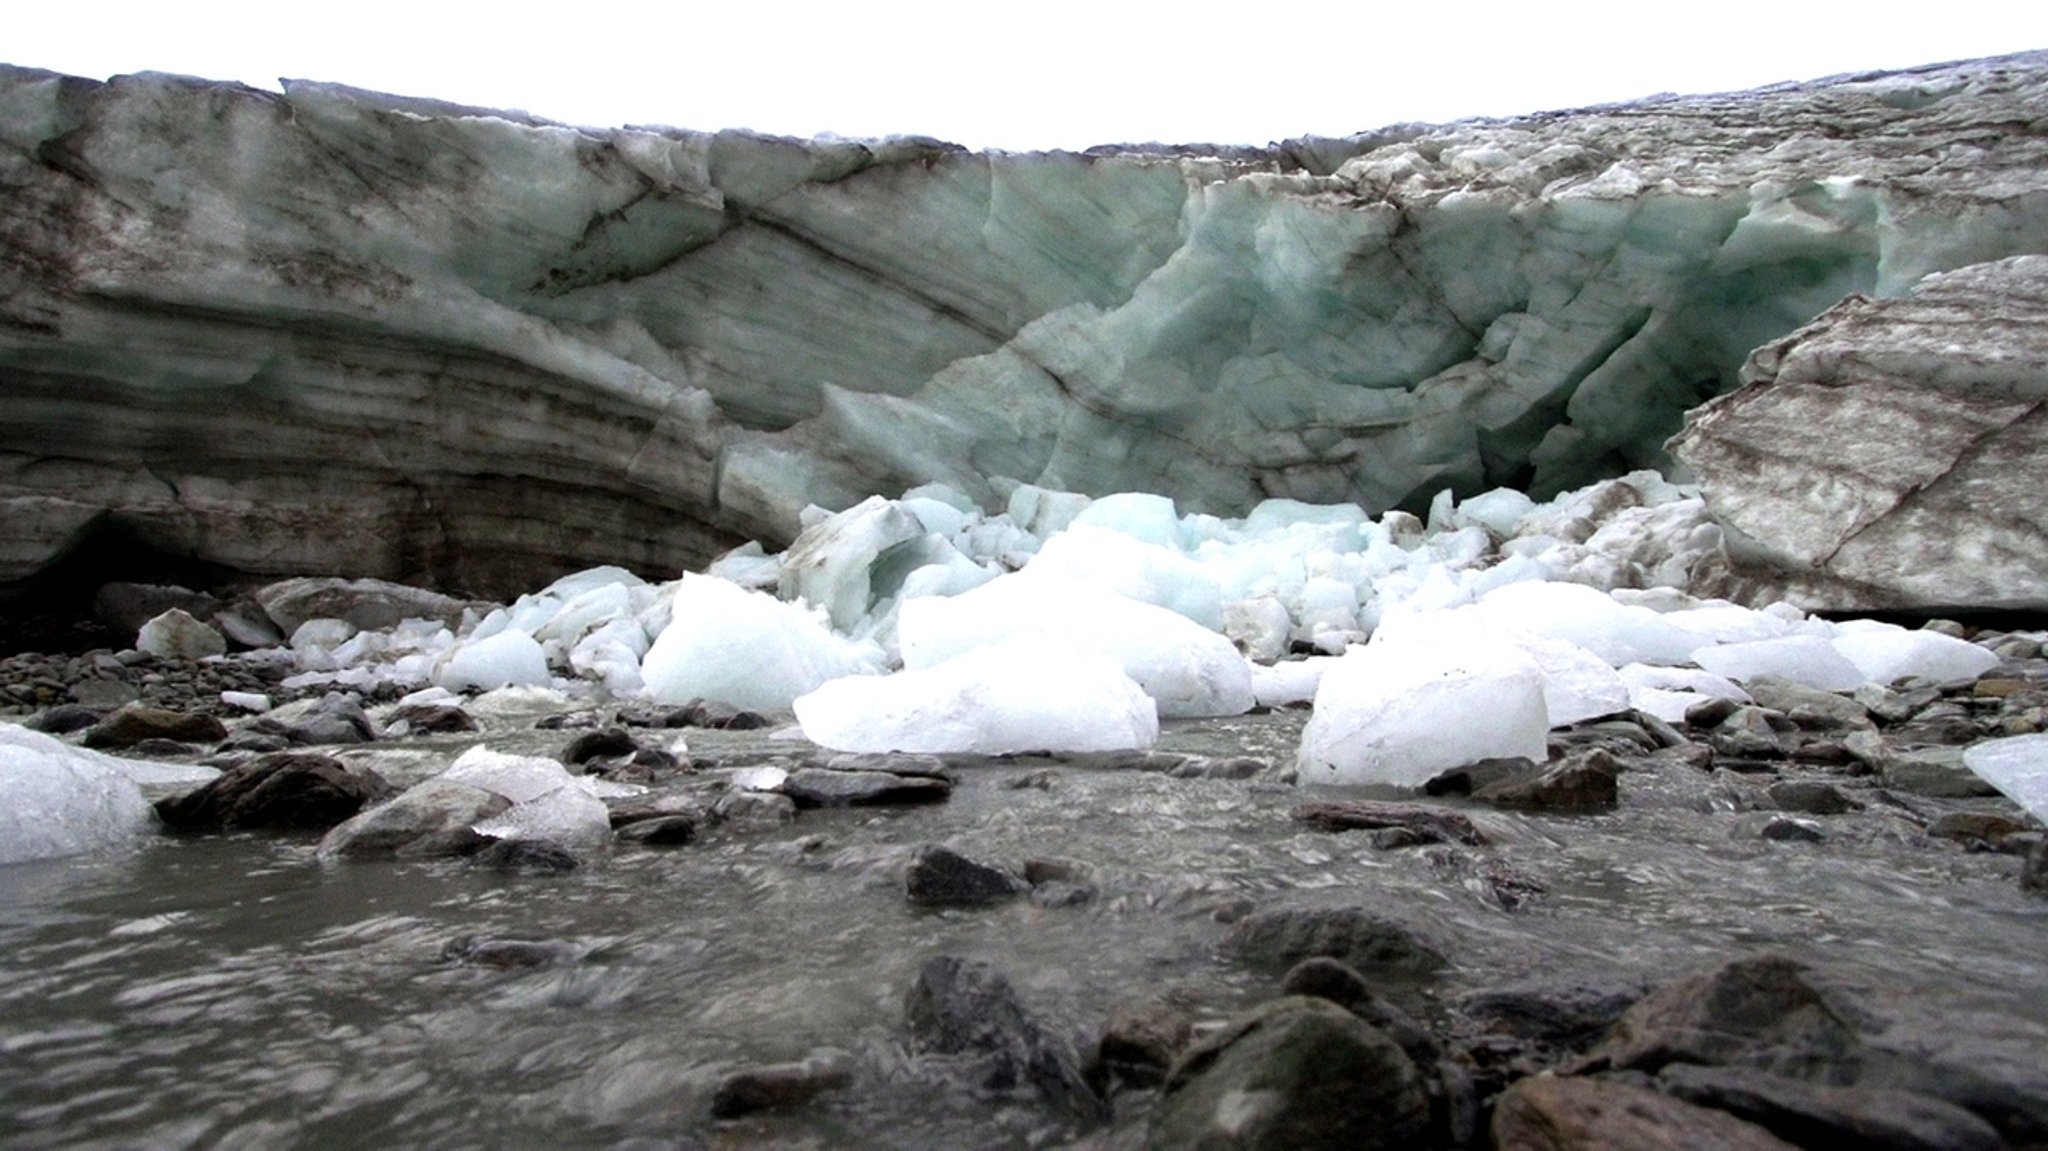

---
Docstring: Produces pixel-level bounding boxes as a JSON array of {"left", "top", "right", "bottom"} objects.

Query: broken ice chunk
[
  {"left": 1296, "top": 641, "right": 1549, "bottom": 788},
  {"left": 1962, "top": 735, "right": 2048, "bottom": 823}
]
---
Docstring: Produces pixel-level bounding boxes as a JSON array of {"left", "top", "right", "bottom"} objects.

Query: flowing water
[{"left": 2, "top": 709, "right": 2044, "bottom": 1150}]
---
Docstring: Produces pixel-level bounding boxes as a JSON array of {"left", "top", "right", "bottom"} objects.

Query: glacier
[{"left": 3, "top": 54, "right": 2047, "bottom": 602}]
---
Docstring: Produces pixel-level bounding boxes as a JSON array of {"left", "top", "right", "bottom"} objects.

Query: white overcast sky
[{"left": 8, "top": 2, "right": 2045, "bottom": 150}]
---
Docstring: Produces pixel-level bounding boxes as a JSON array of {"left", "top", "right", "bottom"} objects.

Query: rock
[
  {"left": 779, "top": 767, "right": 953, "bottom": 807},
  {"left": 1756, "top": 816, "right": 1826, "bottom": 843},
  {"left": 1491, "top": 1075, "right": 1800, "bottom": 1151},
  {"left": 1148, "top": 996, "right": 1428, "bottom": 1151},
  {"left": 253, "top": 692, "right": 377, "bottom": 746},
  {"left": 317, "top": 779, "right": 512, "bottom": 859},
  {"left": 1925, "top": 811, "right": 2027, "bottom": 845},
  {"left": 1280, "top": 957, "right": 1440, "bottom": 1065},
  {"left": 904, "top": 955, "right": 1100, "bottom": 1117},
  {"left": 253, "top": 577, "right": 474, "bottom": 634},
  {"left": 560, "top": 727, "right": 641, "bottom": 764},
  {"left": 1675, "top": 255, "right": 2048, "bottom": 615},
  {"left": 1884, "top": 748, "right": 2002, "bottom": 798},
  {"left": 93, "top": 583, "right": 219, "bottom": 636},
  {"left": 1583, "top": 954, "right": 1863, "bottom": 1077},
  {"left": 662, "top": 699, "right": 770, "bottom": 730},
  {"left": 1292, "top": 800, "right": 1489, "bottom": 845},
  {"left": 154, "top": 752, "right": 384, "bottom": 832},
  {"left": 81, "top": 704, "right": 228, "bottom": 749},
  {"left": 710, "top": 1050, "right": 855, "bottom": 1118},
  {"left": 440, "top": 934, "right": 580, "bottom": 969},
  {"left": 1766, "top": 779, "right": 1862, "bottom": 815},
  {"left": 1472, "top": 748, "right": 1622, "bottom": 812},
  {"left": 384, "top": 702, "right": 479, "bottom": 735},
  {"left": 1458, "top": 981, "right": 1646, "bottom": 1052},
  {"left": 134, "top": 609, "right": 227, "bottom": 661},
  {"left": 613, "top": 814, "right": 698, "bottom": 846},
  {"left": 905, "top": 844, "right": 1029, "bottom": 908},
  {"left": 26, "top": 704, "right": 102, "bottom": 735},
  {"left": 1093, "top": 994, "right": 1196, "bottom": 1089},
  {"left": 470, "top": 838, "right": 581, "bottom": 873},
  {"left": 1685, "top": 697, "right": 1745, "bottom": 728},
  {"left": 67, "top": 678, "right": 139, "bottom": 709},
  {"left": 710, "top": 790, "right": 797, "bottom": 828},
  {"left": 1220, "top": 905, "right": 1446, "bottom": 978},
  {"left": 2024, "top": 838, "right": 2048, "bottom": 896},
  {"left": 1658, "top": 1062, "right": 2007, "bottom": 1151},
  {"left": 1742, "top": 677, "right": 1874, "bottom": 730}
]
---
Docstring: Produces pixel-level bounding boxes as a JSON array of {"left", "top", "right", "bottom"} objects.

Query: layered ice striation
[{"left": 3, "top": 55, "right": 2046, "bottom": 595}]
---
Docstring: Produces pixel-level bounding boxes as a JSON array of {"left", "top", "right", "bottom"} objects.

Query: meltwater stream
[{"left": 3, "top": 709, "right": 2044, "bottom": 1150}]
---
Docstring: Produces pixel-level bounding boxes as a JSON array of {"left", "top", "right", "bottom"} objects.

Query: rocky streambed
[{"left": 2, "top": 632, "right": 2045, "bottom": 1151}]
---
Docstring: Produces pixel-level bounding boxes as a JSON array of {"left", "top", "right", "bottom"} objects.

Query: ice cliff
[{"left": 2, "top": 53, "right": 2046, "bottom": 598}]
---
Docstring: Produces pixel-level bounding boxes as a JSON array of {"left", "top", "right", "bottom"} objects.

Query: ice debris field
[{"left": 8, "top": 471, "right": 2048, "bottom": 864}]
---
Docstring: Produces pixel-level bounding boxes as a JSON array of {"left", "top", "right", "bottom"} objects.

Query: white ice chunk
[
  {"left": 1251, "top": 658, "right": 1334, "bottom": 708},
  {"left": 1962, "top": 735, "right": 2048, "bottom": 823},
  {"left": 1620, "top": 661, "right": 1755, "bottom": 723},
  {"left": 1371, "top": 609, "right": 1629, "bottom": 726},
  {"left": 1455, "top": 487, "right": 1536, "bottom": 538},
  {"left": 1224, "top": 597, "right": 1294, "bottom": 663},
  {"left": 1830, "top": 628, "right": 1999, "bottom": 685},
  {"left": 899, "top": 575, "right": 1254, "bottom": 718},
  {"left": 539, "top": 565, "right": 647, "bottom": 600},
  {"left": 1068, "top": 491, "right": 1183, "bottom": 548},
  {"left": 439, "top": 629, "right": 551, "bottom": 693},
  {"left": 533, "top": 582, "right": 637, "bottom": 645},
  {"left": 1297, "top": 640, "right": 1549, "bottom": 788},
  {"left": 707, "top": 541, "right": 782, "bottom": 591},
  {"left": 1241, "top": 499, "right": 1368, "bottom": 537},
  {"left": 795, "top": 638, "right": 1158, "bottom": 755},
  {"left": 641, "top": 574, "right": 882, "bottom": 711},
  {"left": 220, "top": 691, "right": 272, "bottom": 713},
  {"left": 778, "top": 495, "right": 927, "bottom": 630},
  {"left": 1660, "top": 604, "right": 1798, "bottom": 646},
  {"left": 0, "top": 726, "right": 161, "bottom": 864},
  {"left": 1691, "top": 635, "right": 1867, "bottom": 692},
  {"left": 1006, "top": 484, "right": 1090, "bottom": 538},
  {"left": 1023, "top": 525, "right": 1223, "bottom": 630},
  {"left": 443, "top": 746, "right": 612, "bottom": 852},
  {"left": 1465, "top": 581, "right": 1700, "bottom": 666}
]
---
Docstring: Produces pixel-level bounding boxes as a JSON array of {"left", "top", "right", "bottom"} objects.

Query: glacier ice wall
[{"left": 2, "top": 53, "right": 2046, "bottom": 594}]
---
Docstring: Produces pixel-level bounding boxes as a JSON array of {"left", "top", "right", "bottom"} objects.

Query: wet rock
[
  {"left": 1744, "top": 677, "right": 1874, "bottom": 730},
  {"left": 1582, "top": 954, "right": 1864, "bottom": 1077},
  {"left": 1093, "top": 994, "right": 1196, "bottom": 1089},
  {"left": 816, "top": 751, "right": 954, "bottom": 779},
  {"left": 613, "top": 815, "right": 698, "bottom": 846},
  {"left": 1926, "top": 811, "right": 2028, "bottom": 846},
  {"left": 440, "top": 934, "right": 580, "bottom": 969},
  {"left": 710, "top": 1049, "right": 855, "bottom": 1118},
  {"left": 663, "top": 699, "right": 770, "bottom": 730},
  {"left": 1458, "top": 980, "right": 1646, "bottom": 1052},
  {"left": 1711, "top": 707, "right": 1788, "bottom": 760},
  {"left": 1882, "top": 748, "right": 2001, "bottom": 798},
  {"left": 1756, "top": 816, "right": 1826, "bottom": 843},
  {"left": 1473, "top": 748, "right": 1622, "bottom": 812},
  {"left": 1424, "top": 756, "right": 1537, "bottom": 796},
  {"left": 81, "top": 703, "right": 228, "bottom": 749},
  {"left": 134, "top": 608, "right": 227, "bottom": 661},
  {"left": 470, "top": 838, "right": 581, "bottom": 873},
  {"left": 1220, "top": 905, "right": 1446, "bottom": 978},
  {"left": 1685, "top": 697, "right": 1745, "bottom": 728},
  {"left": 1492, "top": 1075, "right": 1799, "bottom": 1151},
  {"left": 1856, "top": 683, "right": 1945, "bottom": 725},
  {"left": 1166, "top": 755, "right": 1267, "bottom": 780},
  {"left": 560, "top": 727, "right": 641, "bottom": 764},
  {"left": 252, "top": 692, "right": 377, "bottom": 746},
  {"left": 127, "top": 738, "right": 200, "bottom": 757},
  {"left": 2023, "top": 839, "right": 2048, "bottom": 896},
  {"left": 710, "top": 790, "right": 797, "bottom": 828},
  {"left": 155, "top": 751, "right": 385, "bottom": 832},
  {"left": 1292, "top": 801, "right": 1489, "bottom": 845},
  {"left": 780, "top": 767, "right": 953, "bottom": 807},
  {"left": 216, "top": 731, "right": 293, "bottom": 755},
  {"left": 905, "top": 955, "right": 1101, "bottom": 1118},
  {"left": 1658, "top": 1062, "right": 2006, "bottom": 1151},
  {"left": 1426, "top": 846, "right": 1549, "bottom": 911},
  {"left": 1766, "top": 779, "right": 1862, "bottom": 815},
  {"left": 318, "top": 779, "right": 512, "bottom": 859},
  {"left": 25, "top": 703, "right": 101, "bottom": 734},
  {"left": 384, "top": 702, "right": 479, "bottom": 736},
  {"left": 1149, "top": 996, "right": 1428, "bottom": 1151},
  {"left": 906, "top": 844, "right": 1029, "bottom": 908},
  {"left": 1281, "top": 957, "right": 1440, "bottom": 1065}
]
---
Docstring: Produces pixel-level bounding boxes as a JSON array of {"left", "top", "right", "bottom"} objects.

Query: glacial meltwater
[{"left": 3, "top": 708, "right": 2044, "bottom": 1150}]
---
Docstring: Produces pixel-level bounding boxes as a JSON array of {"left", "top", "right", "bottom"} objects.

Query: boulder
[
  {"left": 1220, "top": 905, "right": 1446, "bottom": 978},
  {"left": 154, "top": 752, "right": 384, "bottom": 832},
  {"left": 1492, "top": 1075, "right": 1799, "bottom": 1151},
  {"left": 904, "top": 955, "right": 1100, "bottom": 1117},
  {"left": 81, "top": 704, "right": 227, "bottom": 749}
]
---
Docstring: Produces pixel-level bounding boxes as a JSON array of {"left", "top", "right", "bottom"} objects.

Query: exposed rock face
[
  {"left": 3, "top": 55, "right": 2046, "bottom": 594},
  {"left": 1674, "top": 254, "right": 2048, "bottom": 612}
]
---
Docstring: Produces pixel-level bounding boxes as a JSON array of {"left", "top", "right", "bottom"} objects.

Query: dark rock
[
  {"left": 318, "top": 780, "right": 511, "bottom": 859},
  {"left": 24, "top": 703, "right": 102, "bottom": 734},
  {"left": 781, "top": 767, "right": 952, "bottom": 807},
  {"left": 1220, "top": 905, "right": 1446, "bottom": 978},
  {"left": 1744, "top": 677, "right": 1874, "bottom": 730},
  {"left": 1093, "top": 994, "right": 1196, "bottom": 1089},
  {"left": 393, "top": 827, "right": 493, "bottom": 859},
  {"left": 1767, "top": 779, "right": 1862, "bottom": 815},
  {"left": 1927, "top": 811, "right": 2028, "bottom": 845},
  {"left": 81, "top": 703, "right": 228, "bottom": 749},
  {"left": 816, "top": 752, "right": 955, "bottom": 779},
  {"left": 385, "top": 703, "right": 479, "bottom": 735},
  {"left": 125, "top": 738, "right": 199, "bottom": 757},
  {"left": 710, "top": 790, "right": 797, "bottom": 827},
  {"left": 1758, "top": 817, "right": 1826, "bottom": 843},
  {"left": 1281, "top": 957, "right": 1440, "bottom": 1065},
  {"left": 2023, "top": 839, "right": 2048, "bottom": 896},
  {"left": 1492, "top": 1075, "right": 1799, "bottom": 1151},
  {"left": 710, "top": 1050, "right": 855, "bottom": 1118},
  {"left": 1658, "top": 1062, "right": 2006, "bottom": 1151},
  {"left": 534, "top": 710, "right": 606, "bottom": 730},
  {"left": 1459, "top": 980, "right": 1646, "bottom": 1051},
  {"left": 904, "top": 955, "right": 1101, "bottom": 1118},
  {"left": 216, "top": 731, "right": 293, "bottom": 755},
  {"left": 1686, "top": 697, "right": 1744, "bottom": 728},
  {"left": 67, "top": 678, "right": 140, "bottom": 708},
  {"left": 906, "top": 844, "right": 1029, "bottom": 907},
  {"left": 614, "top": 815, "right": 698, "bottom": 846},
  {"left": 1582, "top": 954, "right": 1864, "bottom": 1077},
  {"left": 470, "top": 838, "right": 580, "bottom": 873},
  {"left": 1711, "top": 707, "right": 1788, "bottom": 760},
  {"left": 1883, "top": 749, "right": 2001, "bottom": 798},
  {"left": 560, "top": 726, "right": 641, "bottom": 764},
  {"left": 1473, "top": 748, "right": 1622, "bottom": 812},
  {"left": 1149, "top": 996, "right": 1428, "bottom": 1151},
  {"left": 154, "top": 752, "right": 383, "bottom": 832},
  {"left": 440, "top": 934, "right": 580, "bottom": 969},
  {"left": 1292, "top": 800, "right": 1489, "bottom": 845},
  {"left": 1423, "top": 756, "right": 1536, "bottom": 796},
  {"left": 251, "top": 692, "right": 376, "bottom": 745},
  {"left": 665, "top": 699, "right": 770, "bottom": 730}
]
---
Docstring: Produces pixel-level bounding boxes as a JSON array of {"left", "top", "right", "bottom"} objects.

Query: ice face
[
  {"left": 793, "top": 637, "right": 1158, "bottom": 755},
  {"left": 897, "top": 574, "right": 1254, "bottom": 718},
  {"left": 1296, "top": 639, "right": 1550, "bottom": 788},
  {"left": 1961, "top": 735, "right": 2048, "bottom": 823},
  {"left": 640, "top": 574, "right": 883, "bottom": 711}
]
